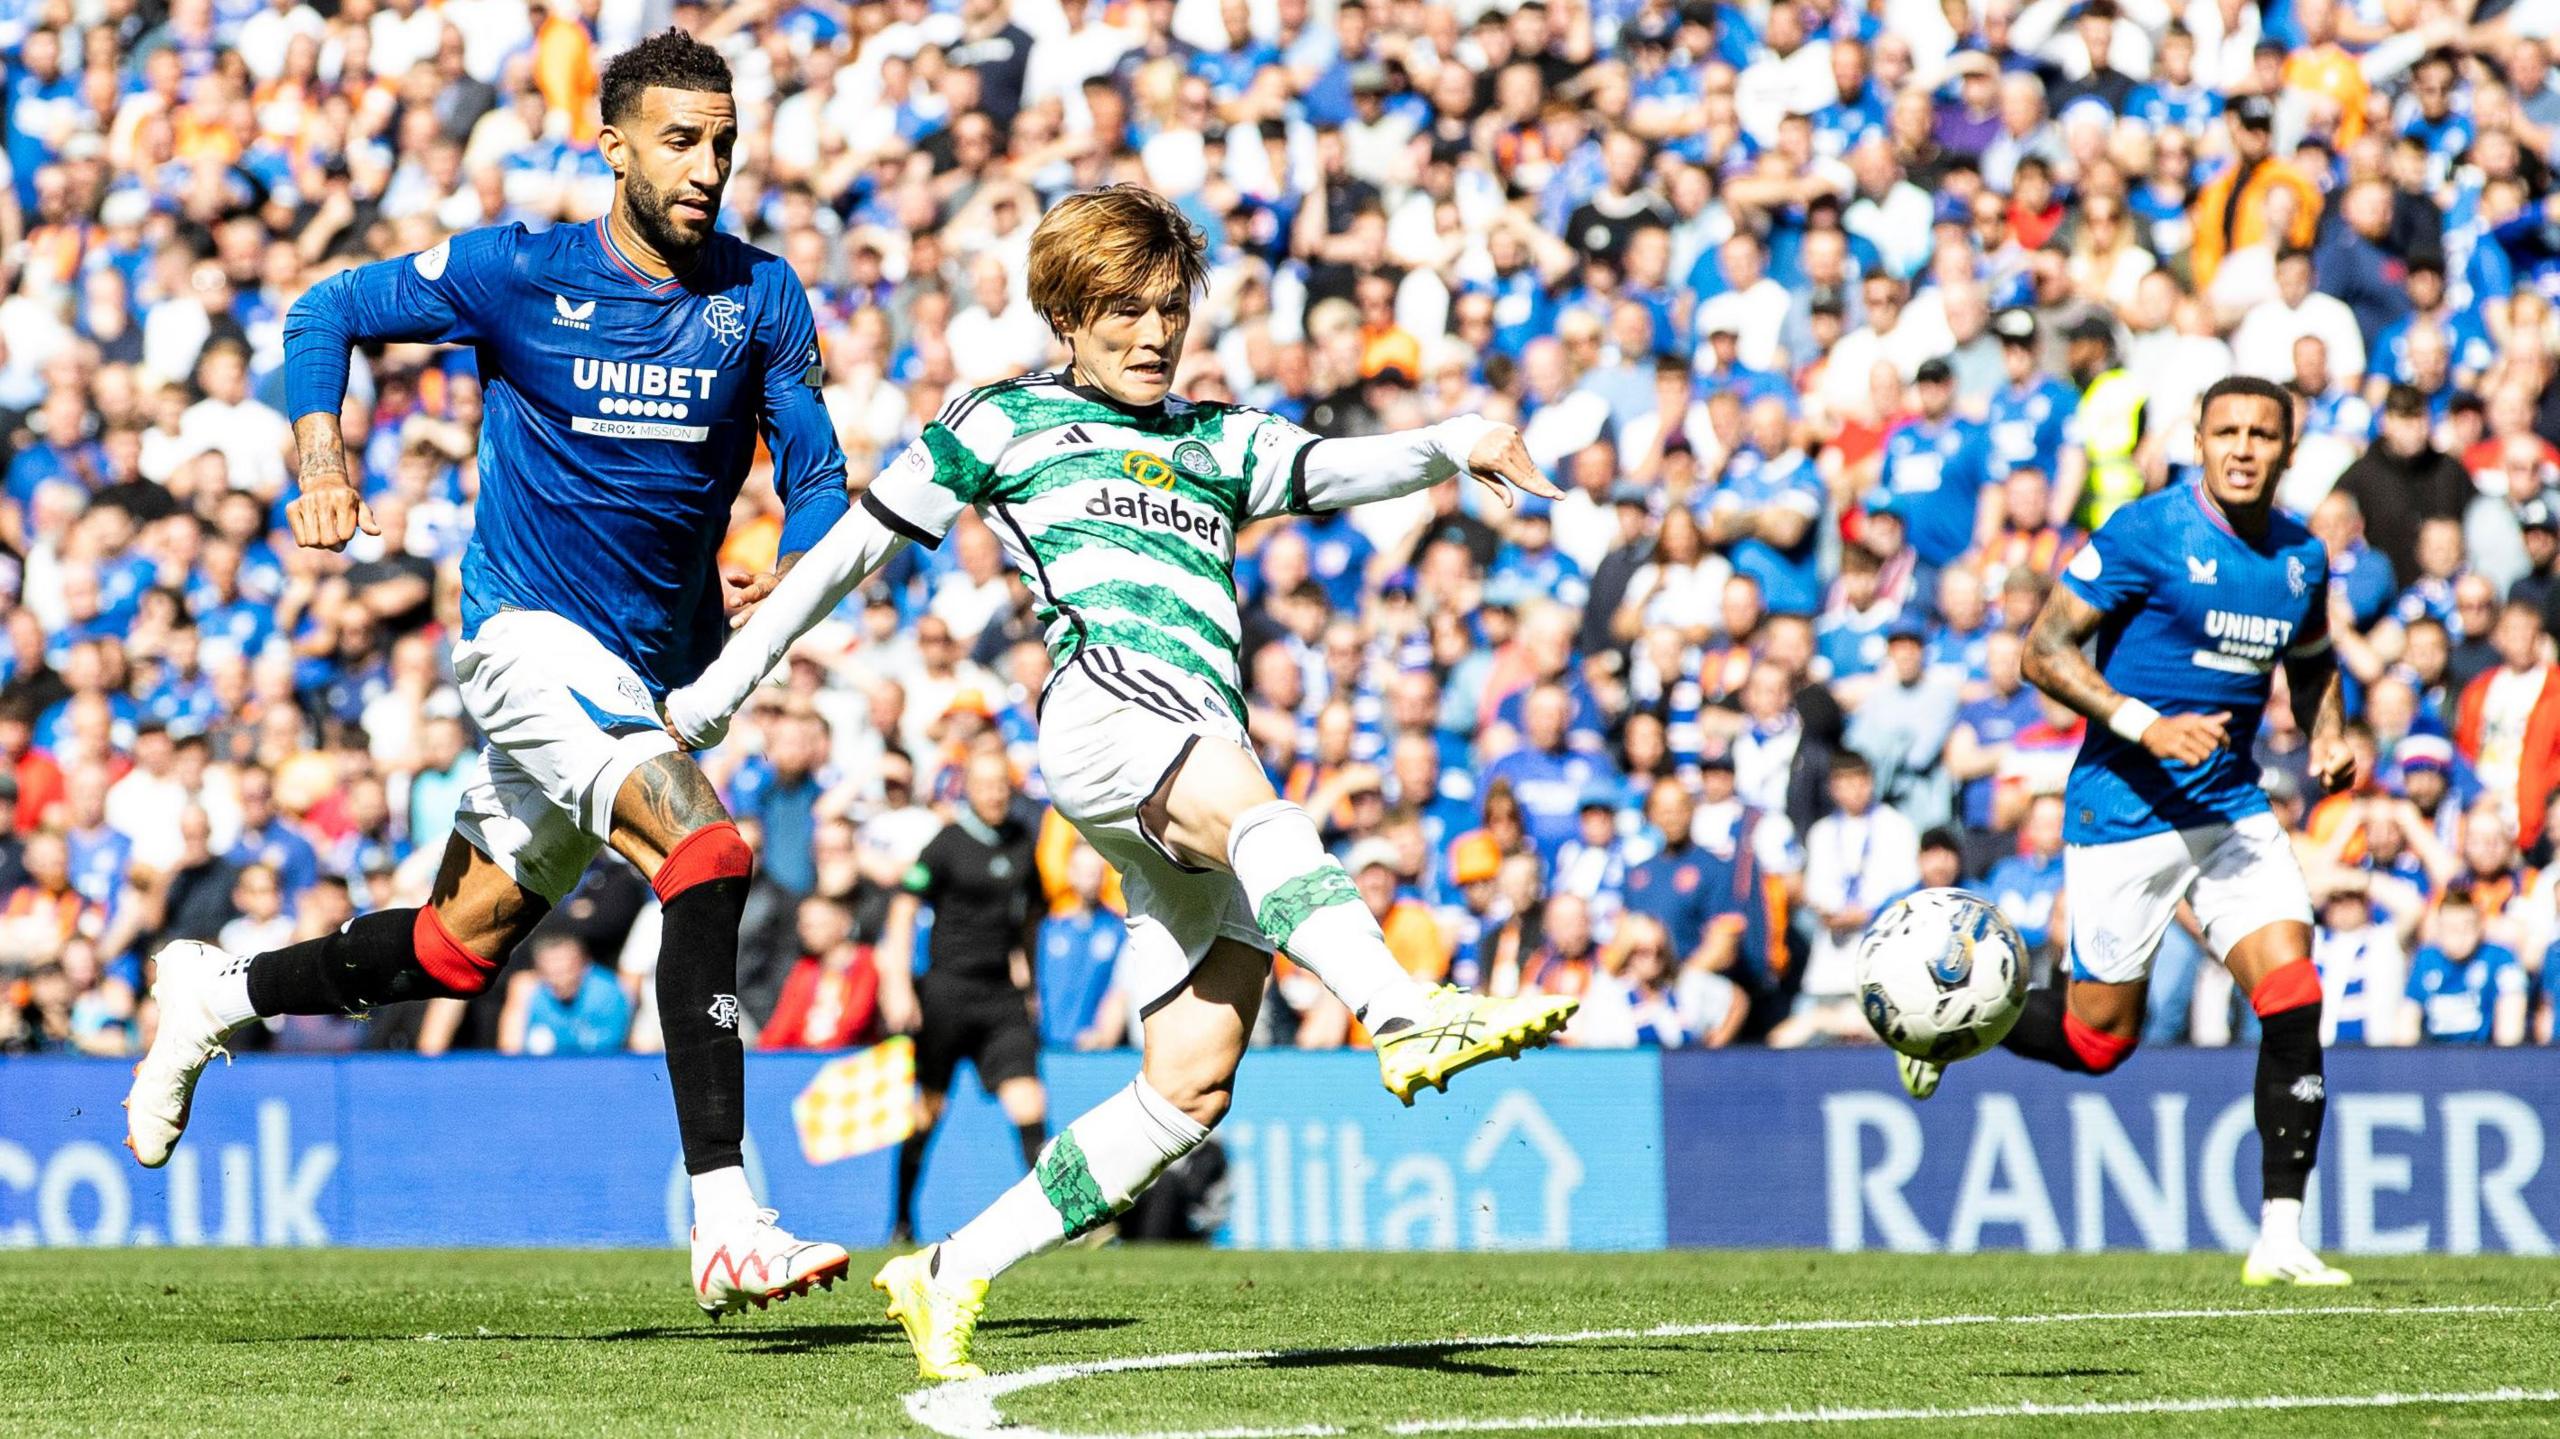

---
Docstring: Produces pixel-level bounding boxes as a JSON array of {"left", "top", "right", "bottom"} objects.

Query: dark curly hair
[{"left": 600, "top": 29, "right": 732, "bottom": 127}]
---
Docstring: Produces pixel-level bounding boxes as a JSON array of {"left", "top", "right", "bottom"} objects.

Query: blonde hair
[
  {"left": 1025, "top": 185, "right": 1209, "bottom": 337},
  {"left": 1600, "top": 913, "right": 1672, "bottom": 979}
]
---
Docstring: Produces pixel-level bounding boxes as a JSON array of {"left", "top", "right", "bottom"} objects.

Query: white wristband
[{"left": 2108, "top": 698, "right": 2162, "bottom": 743}]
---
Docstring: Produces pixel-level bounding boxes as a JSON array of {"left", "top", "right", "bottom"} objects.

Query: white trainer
[
  {"left": 691, "top": 1209, "right": 853, "bottom": 1317},
  {"left": 124, "top": 941, "right": 250, "bottom": 1169},
  {"left": 2241, "top": 1237, "right": 2354, "bottom": 1287}
]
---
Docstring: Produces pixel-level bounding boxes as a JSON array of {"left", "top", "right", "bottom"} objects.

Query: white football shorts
[
  {"left": 449, "top": 608, "right": 681, "bottom": 904},
  {"left": 1038, "top": 645, "right": 1270, "bottom": 1018},
  {"left": 2065, "top": 811, "right": 2316, "bottom": 984}
]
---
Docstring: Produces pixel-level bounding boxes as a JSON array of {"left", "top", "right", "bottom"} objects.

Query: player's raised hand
[
  {"left": 2141, "top": 710, "right": 2231, "bottom": 767},
  {"left": 661, "top": 682, "right": 732, "bottom": 752},
  {"left": 722, "top": 565, "right": 781, "bottom": 629},
  {"left": 1464, "top": 423, "right": 1566, "bottom": 508},
  {"left": 2309, "top": 733, "right": 2358, "bottom": 793},
  {"left": 286, "top": 481, "right": 379, "bottom": 552}
]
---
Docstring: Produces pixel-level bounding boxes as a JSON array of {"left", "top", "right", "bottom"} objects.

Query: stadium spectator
[
  {"left": 1564, "top": 911, "right": 1745, "bottom": 1049},
  {"left": 760, "top": 895, "right": 883, "bottom": 1053},
  {"left": 1782, "top": 753, "right": 1918, "bottom": 1046},
  {"left": 2316, "top": 887, "right": 2414, "bottom": 1047},
  {"left": 2406, "top": 887, "right": 2528, "bottom": 1046},
  {"left": 1035, "top": 841, "right": 1125, "bottom": 1051},
  {"left": 498, "top": 934, "right": 632, "bottom": 1057},
  {"left": 7, "top": 0, "right": 2559, "bottom": 1073}
]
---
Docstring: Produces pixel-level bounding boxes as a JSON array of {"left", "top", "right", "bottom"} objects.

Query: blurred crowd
[{"left": 5, "top": 0, "right": 2560, "bottom": 1062}]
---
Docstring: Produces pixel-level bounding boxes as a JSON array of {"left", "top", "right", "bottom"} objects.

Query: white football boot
[
  {"left": 124, "top": 941, "right": 251, "bottom": 1168},
  {"left": 691, "top": 1209, "right": 853, "bottom": 1317},
  {"left": 2242, "top": 1237, "right": 2354, "bottom": 1287}
]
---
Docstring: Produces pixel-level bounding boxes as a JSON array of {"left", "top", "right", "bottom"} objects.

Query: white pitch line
[
  {"left": 1384, "top": 1387, "right": 2560, "bottom": 1432},
  {"left": 903, "top": 1300, "right": 2559, "bottom": 1439}
]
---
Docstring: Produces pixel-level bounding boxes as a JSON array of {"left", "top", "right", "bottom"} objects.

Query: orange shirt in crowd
[
  {"left": 719, "top": 511, "right": 783, "bottom": 577},
  {"left": 1037, "top": 807, "right": 1127, "bottom": 916},
  {"left": 1381, "top": 898, "right": 1452, "bottom": 984},
  {"left": 2189, "top": 157, "right": 2323, "bottom": 291},
  {"left": 536, "top": 14, "right": 600, "bottom": 142},
  {"left": 2281, "top": 47, "right": 2368, "bottom": 145},
  {"left": 1359, "top": 323, "right": 1422, "bottom": 381}
]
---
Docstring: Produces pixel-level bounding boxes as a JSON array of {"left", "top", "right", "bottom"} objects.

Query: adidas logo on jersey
[
  {"left": 553, "top": 294, "right": 596, "bottom": 330},
  {"left": 1085, "top": 488, "right": 1227, "bottom": 548}
]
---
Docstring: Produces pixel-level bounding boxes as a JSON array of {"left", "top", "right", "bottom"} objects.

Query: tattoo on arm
[
  {"left": 2022, "top": 585, "right": 2126, "bottom": 724},
  {"left": 617, "top": 751, "right": 731, "bottom": 849},
  {"left": 293, "top": 413, "right": 349, "bottom": 487}
]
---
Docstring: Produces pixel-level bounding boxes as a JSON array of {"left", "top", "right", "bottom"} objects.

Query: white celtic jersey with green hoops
[
  {"left": 864, "top": 373, "right": 1324, "bottom": 721},
  {"left": 664, "top": 374, "right": 1491, "bottom": 751}
]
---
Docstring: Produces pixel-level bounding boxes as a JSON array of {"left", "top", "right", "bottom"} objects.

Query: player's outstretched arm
[
  {"left": 2023, "top": 584, "right": 2231, "bottom": 766},
  {"left": 1256, "top": 415, "right": 1564, "bottom": 520},
  {"left": 661, "top": 500, "right": 911, "bottom": 749},
  {"left": 281, "top": 238, "right": 492, "bottom": 550}
]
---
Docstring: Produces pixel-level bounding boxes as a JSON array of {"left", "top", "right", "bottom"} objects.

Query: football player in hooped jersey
[
  {"left": 123, "top": 33, "right": 854, "bottom": 1315},
  {"left": 1900, "top": 375, "right": 2359, "bottom": 1288},
  {"left": 660, "top": 185, "right": 1582, "bottom": 1379}
]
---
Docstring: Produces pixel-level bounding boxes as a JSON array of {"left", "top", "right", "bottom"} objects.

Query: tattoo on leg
[{"left": 626, "top": 752, "right": 729, "bottom": 843}]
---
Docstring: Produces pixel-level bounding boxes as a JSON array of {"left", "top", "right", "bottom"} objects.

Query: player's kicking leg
[
  {"left": 1153, "top": 738, "right": 1577, "bottom": 1102},
  {"left": 877, "top": 935, "right": 1256, "bottom": 1380}
]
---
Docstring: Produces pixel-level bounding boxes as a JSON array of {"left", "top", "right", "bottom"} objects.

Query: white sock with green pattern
[
  {"left": 938, "top": 1078, "right": 1205, "bottom": 1284},
  {"left": 1226, "top": 801, "right": 1428, "bottom": 1029}
]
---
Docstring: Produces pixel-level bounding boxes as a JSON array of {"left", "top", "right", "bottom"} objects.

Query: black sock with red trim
[
  {"left": 653, "top": 823, "right": 753, "bottom": 1175},
  {"left": 2251, "top": 958, "right": 2326, "bottom": 1204}
]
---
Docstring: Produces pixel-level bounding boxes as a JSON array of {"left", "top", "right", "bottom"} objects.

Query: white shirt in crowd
[
  {"left": 1800, "top": 801, "right": 1922, "bottom": 998},
  {"left": 177, "top": 395, "right": 295, "bottom": 497},
  {"left": 2229, "top": 291, "right": 2366, "bottom": 385},
  {"left": 946, "top": 299, "right": 1055, "bottom": 386},
  {"left": 1568, "top": 967, "right": 1740, "bottom": 1048}
]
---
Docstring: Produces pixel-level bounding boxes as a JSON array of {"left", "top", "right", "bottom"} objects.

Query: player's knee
[
  {"left": 653, "top": 820, "right": 752, "bottom": 903},
  {"left": 1145, "top": 1068, "right": 1234, "bottom": 1131},
  {"left": 2081, "top": 1037, "right": 2138, "bottom": 1075},
  {"left": 2248, "top": 956, "right": 2322, "bottom": 1021},
  {"left": 412, "top": 908, "right": 503, "bottom": 998},
  {"left": 2061, "top": 1011, "right": 2140, "bottom": 1074}
]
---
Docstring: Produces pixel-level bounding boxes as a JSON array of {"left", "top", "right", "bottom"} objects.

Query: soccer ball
[{"left": 1855, "top": 888, "right": 2032, "bottom": 1063}]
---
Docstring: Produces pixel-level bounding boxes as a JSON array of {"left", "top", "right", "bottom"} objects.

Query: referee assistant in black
[{"left": 880, "top": 749, "right": 1049, "bottom": 1245}]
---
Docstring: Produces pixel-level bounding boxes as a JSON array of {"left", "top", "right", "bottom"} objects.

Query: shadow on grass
[
  {"left": 1987, "top": 1367, "right": 2143, "bottom": 1380},
  {"left": 242, "top": 1315, "right": 1139, "bottom": 1355},
  {"left": 1264, "top": 1344, "right": 1528, "bottom": 1380}
]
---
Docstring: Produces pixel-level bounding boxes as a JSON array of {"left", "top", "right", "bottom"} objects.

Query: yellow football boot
[
  {"left": 1376, "top": 987, "right": 1579, "bottom": 1105},
  {"left": 873, "top": 1248, "right": 989, "bottom": 1381}
]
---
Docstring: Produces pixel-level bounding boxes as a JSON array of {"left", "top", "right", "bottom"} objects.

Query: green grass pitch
[{"left": 6, "top": 1249, "right": 2559, "bottom": 1436}]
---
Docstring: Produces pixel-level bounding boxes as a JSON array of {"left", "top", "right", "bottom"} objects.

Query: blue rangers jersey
[
  {"left": 282, "top": 220, "right": 850, "bottom": 696},
  {"left": 1983, "top": 374, "right": 2078, "bottom": 481},
  {"left": 2057, "top": 481, "right": 2330, "bottom": 844},
  {"left": 1876, "top": 415, "right": 1995, "bottom": 567}
]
